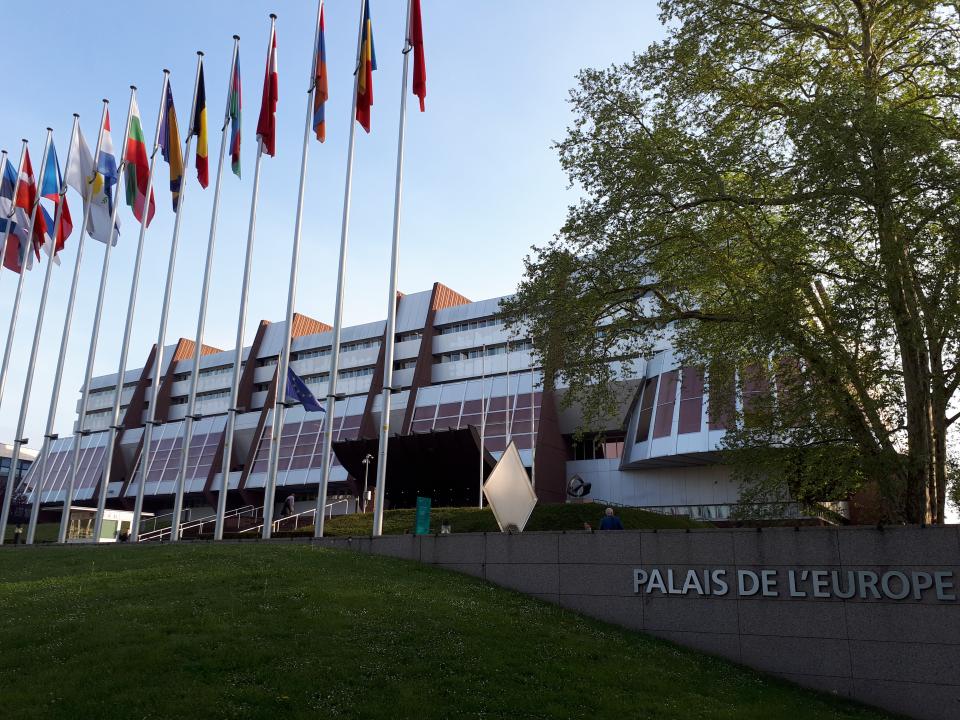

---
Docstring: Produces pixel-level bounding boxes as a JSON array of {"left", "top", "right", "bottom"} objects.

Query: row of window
[
  {"left": 436, "top": 317, "right": 502, "bottom": 335},
  {"left": 88, "top": 380, "right": 139, "bottom": 398},
  {"left": 173, "top": 365, "right": 234, "bottom": 382},
  {"left": 434, "top": 339, "right": 533, "bottom": 364},
  {"left": 170, "top": 388, "right": 232, "bottom": 406}
]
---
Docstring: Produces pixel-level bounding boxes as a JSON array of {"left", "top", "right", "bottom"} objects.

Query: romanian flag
[
  {"left": 125, "top": 95, "right": 157, "bottom": 226},
  {"left": 355, "top": 0, "right": 376, "bottom": 133},
  {"left": 256, "top": 23, "right": 278, "bottom": 156},
  {"left": 193, "top": 59, "right": 209, "bottom": 188},
  {"left": 159, "top": 81, "right": 184, "bottom": 211},
  {"left": 229, "top": 55, "right": 242, "bottom": 177},
  {"left": 409, "top": 0, "right": 426, "bottom": 111},
  {"left": 313, "top": 5, "right": 329, "bottom": 142}
]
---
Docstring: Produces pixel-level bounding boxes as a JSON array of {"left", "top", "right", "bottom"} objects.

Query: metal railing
[
  {"left": 138, "top": 508, "right": 188, "bottom": 534},
  {"left": 138, "top": 505, "right": 259, "bottom": 542},
  {"left": 239, "top": 499, "right": 351, "bottom": 536}
]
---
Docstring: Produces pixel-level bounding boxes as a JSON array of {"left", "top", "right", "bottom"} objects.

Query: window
[
  {"left": 341, "top": 338, "right": 380, "bottom": 353},
  {"left": 652, "top": 370, "right": 678, "bottom": 439},
  {"left": 170, "top": 396, "right": 188, "bottom": 406},
  {"left": 394, "top": 358, "right": 418, "bottom": 371},
  {"left": 173, "top": 371, "right": 191, "bottom": 382},
  {"left": 339, "top": 366, "right": 375, "bottom": 380},
  {"left": 303, "top": 373, "right": 329, "bottom": 385},
  {"left": 436, "top": 317, "right": 502, "bottom": 335},
  {"left": 396, "top": 331, "right": 423, "bottom": 343},
  {"left": 254, "top": 382, "right": 271, "bottom": 392},
  {"left": 678, "top": 367, "right": 704, "bottom": 434},
  {"left": 292, "top": 347, "right": 331, "bottom": 361},
  {"left": 634, "top": 376, "right": 658, "bottom": 443},
  {"left": 200, "top": 365, "right": 232, "bottom": 378},
  {"left": 434, "top": 339, "right": 532, "bottom": 364},
  {"left": 198, "top": 389, "right": 231, "bottom": 401},
  {"left": 257, "top": 357, "right": 278, "bottom": 367}
]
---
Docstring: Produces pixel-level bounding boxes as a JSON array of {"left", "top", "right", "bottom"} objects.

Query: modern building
[
  {"left": 19, "top": 282, "right": 830, "bottom": 524},
  {"left": 1, "top": 442, "right": 39, "bottom": 526}
]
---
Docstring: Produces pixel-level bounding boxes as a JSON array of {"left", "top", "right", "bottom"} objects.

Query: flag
[
  {"left": 125, "top": 95, "right": 157, "bottom": 226},
  {"left": 256, "top": 24, "right": 278, "bottom": 156},
  {"left": 193, "top": 59, "right": 209, "bottom": 188},
  {"left": 286, "top": 367, "right": 325, "bottom": 412},
  {"left": 355, "top": 0, "right": 377, "bottom": 132},
  {"left": 229, "top": 55, "right": 242, "bottom": 177},
  {"left": 40, "top": 139, "right": 72, "bottom": 258},
  {"left": 409, "top": 0, "right": 426, "bottom": 112},
  {"left": 0, "top": 158, "right": 24, "bottom": 251},
  {"left": 159, "top": 81, "right": 184, "bottom": 211},
  {"left": 313, "top": 6, "right": 329, "bottom": 142},
  {"left": 5, "top": 148, "right": 46, "bottom": 272},
  {"left": 66, "top": 115, "right": 121, "bottom": 245}
]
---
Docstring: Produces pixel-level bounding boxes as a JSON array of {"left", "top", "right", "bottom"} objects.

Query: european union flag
[{"left": 286, "top": 367, "right": 325, "bottom": 412}]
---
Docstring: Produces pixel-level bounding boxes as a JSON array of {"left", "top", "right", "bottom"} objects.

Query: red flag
[
  {"left": 256, "top": 23, "right": 279, "bottom": 156},
  {"left": 5, "top": 148, "right": 46, "bottom": 272},
  {"left": 409, "top": 0, "right": 426, "bottom": 112},
  {"left": 355, "top": 0, "right": 377, "bottom": 132}
]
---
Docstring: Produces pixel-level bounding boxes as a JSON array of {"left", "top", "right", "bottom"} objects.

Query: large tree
[{"left": 502, "top": 0, "right": 960, "bottom": 523}]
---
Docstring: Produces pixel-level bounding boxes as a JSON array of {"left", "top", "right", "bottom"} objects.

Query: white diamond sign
[{"left": 483, "top": 441, "right": 537, "bottom": 532}]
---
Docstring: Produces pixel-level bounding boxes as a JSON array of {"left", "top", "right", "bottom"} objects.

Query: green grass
[
  {"left": 318, "top": 503, "right": 702, "bottom": 537},
  {"left": 0, "top": 544, "right": 895, "bottom": 720},
  {"left": 3, "top": 521, "right": 59, "bottom": 544}
]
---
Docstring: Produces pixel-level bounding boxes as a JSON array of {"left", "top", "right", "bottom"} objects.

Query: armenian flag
[
  {"left": 229, "top": 55, "right": 242, "bottom": 177},
  {"left": 356, "top": 0, "right": 376, "bottom": 133},
  {"left": 313, "top": 5, "right": 329, "bottom": 142},
  {"left": 125, "top": 95, "right": 157, "bottom": 226},
  {"left": 159, "top": 81, "right": 184, "bottom": 211},
  {"left": 193, "top": 59, "right": 209, "bottom": 188},
  {"left": 410, "top": 0, "right": 426, "bottom": 111},
  {"left": 256, "top": 22, "right": 278, "bottom": 156}
]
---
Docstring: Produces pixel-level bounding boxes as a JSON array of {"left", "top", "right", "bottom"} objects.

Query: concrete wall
[{"left": 313, "top": 525, "right": 960, "bottom": 720}]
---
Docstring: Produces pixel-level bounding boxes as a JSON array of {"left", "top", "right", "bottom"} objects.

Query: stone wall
[{"left": 313, "top": 525, "right": 960, "bottom": 720}]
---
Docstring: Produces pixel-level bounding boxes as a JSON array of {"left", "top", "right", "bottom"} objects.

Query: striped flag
[
  {"left": 125, "top": 96, "right": 157, "bottom": 226},
  {"left": 193, "top": 59, "right": 209, "bottom": 188},
  {"left": 229, "top": 55, "right": 242, "bottom": 177},
  {"left": 159, "top": 81, "right": 184, "bottom": 211},
  {"left": 5, "top": 148, "right": 43, "bottom": 273},
  {"left": 256, "top": 24, "right": 278, "bottom": 156},
  {"left": 0, "top": 159, "right": 24, "bottom": 254},
  {"left": 40, "top": 139, "right": 72, "bottom": 258},
  {"left": 356, "top": 0, "right": 377, "bottom": 133},
  {"left": 313, "top": 5, "right": 329, "bottom": 142},
  {"left": 409, "top": 0, "right": 426, "bottom": 112},
  {"left": 65, "top": 115, "right": 121, "bottom": 245}
]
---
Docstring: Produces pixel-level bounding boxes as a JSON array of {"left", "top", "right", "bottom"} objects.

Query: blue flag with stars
[{"left": 286, "top": 367, "right": 325, "bottom": 412}]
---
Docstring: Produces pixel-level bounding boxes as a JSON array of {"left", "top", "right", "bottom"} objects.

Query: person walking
[
  {"left": 599, "top": 507, "right": 624, "bottom": 530},
  {"left": 282, "top": 493, "right": 296, "bottom": 518}
]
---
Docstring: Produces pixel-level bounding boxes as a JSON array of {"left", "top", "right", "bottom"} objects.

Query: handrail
[
  {"left": 239, "top": 499, "right": 350, "bottom": 535},
  {"left": 138, "top": 504, "right": 258, "bottom": 542}
]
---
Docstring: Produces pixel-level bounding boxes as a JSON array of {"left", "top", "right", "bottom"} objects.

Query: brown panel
[
  {"left": 291, "top": 312, "right": 332, "bottom": 337},
  {"left": 532, "top": 389, "right": 567, "bottom": 504},
  {"left": 400, "top": 282, "right": 471, "bottom": 434},
  {"left": 358, "top": 293, "right": 402, "bottom": 441}
]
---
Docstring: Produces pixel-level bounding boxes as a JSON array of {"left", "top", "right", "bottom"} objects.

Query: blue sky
[{"left": 0, "top": 0, "right": 666, "bottom": 444}]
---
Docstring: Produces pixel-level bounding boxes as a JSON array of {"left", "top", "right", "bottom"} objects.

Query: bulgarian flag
[{"left": 124, "top": 95, "right": 156, "bottom": 227}]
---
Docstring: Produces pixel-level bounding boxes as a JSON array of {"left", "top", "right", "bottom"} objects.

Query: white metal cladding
[
  {"left": 22, "top": 432, "right": 109, "bottom": 504},
  {"left": 433, "top": 295, "right": 505, "bottom": 326},
  {"left": 394, "top": 289, "right": 432, "bottom": 333}
]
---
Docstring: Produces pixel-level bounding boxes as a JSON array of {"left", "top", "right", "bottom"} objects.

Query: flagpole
[
  {"left": 0, "top": 141, "right": 28, "bottom": 291},
  {"left": 263, "top": 7, "right": 318, "bottom": 540},
  {"left": 505, "top": 338, "right": 512, "bottom": 443},
  {"left": 217, "top": 62, "right": 270, "bottom": 544},
  {"left": 67, "top": 89, "right": 134, "bottom": 544},
  {"left": 7, "top": 117, "right": 81, "bottom": 544},
  {"left": 176, "top": 41, "right": 238, "bottom": 541},
  {"left": 314, "top": 0, "right": 367, "bottom": 539},
  {"left": 0, "top": 129, "right": 54, "bottom": 544},
  {"left": 97, "top": 77, "right": 168, "bottom": 543},
  {"left": 479, "top": 344, "right": 486, "bottom": 508},
  {"left": 26, "top": 109, "right": 106, "bottom": 544},
  {"left": 156, "top": 55, "right": 203, "bottom": 543}
]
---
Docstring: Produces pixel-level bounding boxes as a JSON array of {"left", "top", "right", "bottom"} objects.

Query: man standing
[
  {"left": 282, "top": 494, "right": 296, "bottom": 518},
  {"left": 599, "top": 507, "right": 624, "bottom": 530}
]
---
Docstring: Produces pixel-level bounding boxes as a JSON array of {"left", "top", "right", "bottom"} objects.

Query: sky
[{"left": 0, "top": 0, "right": 667, "bottom": 446}]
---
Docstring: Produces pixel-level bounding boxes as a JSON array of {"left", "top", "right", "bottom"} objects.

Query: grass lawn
[
  {"left": 3, "top": 521, "right": 59, "bottom": 544},
  {"left": 317, "top": 503, "right": 702, "bottom": 537},
  {"left": 0, "top": 544, "right": 895, "bottom": 720}
]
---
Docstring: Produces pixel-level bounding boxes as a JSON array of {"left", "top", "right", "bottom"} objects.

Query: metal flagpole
[
  {"left": 0, "top": 137, "right": 46, "bottom": 413},
  {"left": 0, "top": 142, "right": 28, "bottom": 293},
  {"left": 0, "top": 129, "right": 57, "bottom": 544},
  {"left": 479, "top": 344, "right": 486, "bottom": 508},
  {"left": 505, "top": 338, "right": 512, "bottom": 443},
  {"left": 216, "top": 35, "right": 270, "bottom": 541},
  {"left": 176, "top": 39, "right": 238, "bottom": 542},
  {"left": 154, "top": 55, "right": 203, "bottom": 543},
  {"left": 371, "top": 0, "right": 415, "bottom": 538},
  {"left": 263, "top": 7, "right": 323, "bottom": 540},
  {"left": 94, "top": 78, "right": 168, "bottom": 542},
  {"left": 67, "top": 89, "right": 134, "bottom": 544},
  {"left": 314, "top": 0, "right": 366, "bottom": 539},
  {"left": 530, "top": 366, "right": 536, "bottom": 488},
  {"left": 26, "top": 109, "right": 106, "bottom": 544}
]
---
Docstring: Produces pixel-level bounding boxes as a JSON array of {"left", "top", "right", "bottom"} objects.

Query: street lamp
[{"left": 361, "top": 453, "right": 373, "bottom": 513}]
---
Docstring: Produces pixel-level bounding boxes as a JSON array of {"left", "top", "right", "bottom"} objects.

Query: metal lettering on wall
[{"left": 633, "top": 568, "right": 958, "bottom": 601}]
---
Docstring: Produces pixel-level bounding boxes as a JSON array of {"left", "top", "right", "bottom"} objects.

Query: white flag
[{"left": 65, "top": 121, "right": 119, "bottom": 245}]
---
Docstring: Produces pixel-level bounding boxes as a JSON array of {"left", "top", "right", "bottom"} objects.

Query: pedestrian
[
  {"left": 282, "top": 493, "right": 296, "bottom": 517},
  {"left": 599, "top": 507, "right": 624, "bottom": 530},
  {"left": 13, "top": 523, "right": 23, "bottom": 545}
]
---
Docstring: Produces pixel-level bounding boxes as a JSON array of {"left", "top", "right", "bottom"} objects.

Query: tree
[{"left": 502, "top": 0, "right": 960, "bottom": 523}]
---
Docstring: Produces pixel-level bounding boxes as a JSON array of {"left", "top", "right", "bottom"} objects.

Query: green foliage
[
  {"left": 0, "top": 545, "right": 894, "bottom": 719},
  {"left": 503, "top": 0, "right": 960, "bottom": 522}
]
